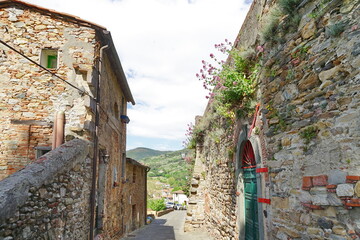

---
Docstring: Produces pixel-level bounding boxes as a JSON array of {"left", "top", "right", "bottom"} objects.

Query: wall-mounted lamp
[
  {"left": 120, "top": 115, "right": 130, "bottom": 124},
  {"left": 101, "top": 154, "right": 110, "bottom": 164}
]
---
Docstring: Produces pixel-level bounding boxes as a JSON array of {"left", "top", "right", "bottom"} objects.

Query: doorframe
[{"left": 235, "top": 125, "right": 265, "bottom": 240}]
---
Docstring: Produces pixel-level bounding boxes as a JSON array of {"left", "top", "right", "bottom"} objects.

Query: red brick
[
  {"left": 346, "top": 176, "right": 360, "bottom": 182},
  {"left": 312, "top": 175, "right": 328, "bottom": 186},
  {"left": 302, "top": 176, "right": 313, "bottom": 190},
  {"left": 350, "top": 199, "right": 360, "bottom": 204},
  {"left": 326, "top": 184, "right": 337, "bottom": 189},
  {"left": 345, "top": 202, "right": 360, "bottom": 207},
  {"left": 48, "top": 202, "right": 59, "bottom": 208},
  {"left": 302, "top": 202, "right": 324, "bottom": 210},
  {"left": 310, "top": 205, "right": 324, "bottom": 210}
]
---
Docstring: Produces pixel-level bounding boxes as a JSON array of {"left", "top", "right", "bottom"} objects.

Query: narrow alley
[{"left": 121, "top": 211, "right": 212, "bottom": 240}]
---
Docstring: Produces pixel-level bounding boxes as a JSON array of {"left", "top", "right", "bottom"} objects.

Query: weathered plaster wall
[
  {"left": 0, "top": 139, "right": 91, "bottom": 240},
  {"left": 187, "top": 0, "right": 360, "bottom": 239},
  {"left": 0, "top": 5, "right": 97, "bottom": 180}
]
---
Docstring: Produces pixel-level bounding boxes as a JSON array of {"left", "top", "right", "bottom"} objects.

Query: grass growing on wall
[{"left": 261, "top": 0, "right": 302, "bottom": 45}]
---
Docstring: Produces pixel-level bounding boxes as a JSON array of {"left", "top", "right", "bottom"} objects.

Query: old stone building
[
  {"left": 0, "top": 0, "right": 144, "bottom": 239},
  {"left": 121, "top": 158, "right": 150, "bottom": 235},
  {"left": 186, "top": 0, "right": 360, "bottom": 239}
]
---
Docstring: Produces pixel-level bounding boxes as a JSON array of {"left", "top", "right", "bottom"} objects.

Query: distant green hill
[
  {"left": 126, "top": 147, "right": 171, "bottom": 160},
  {"left": 127, "top": 148, "right": 195, "bottom": 196}
]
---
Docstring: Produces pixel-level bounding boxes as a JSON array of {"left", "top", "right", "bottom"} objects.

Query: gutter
[
  {"left": 101, "top": 30, "right": 135, "bottom": 105},
  {"left": 89, "top": 44, "right": 109, "bottom": 240}
]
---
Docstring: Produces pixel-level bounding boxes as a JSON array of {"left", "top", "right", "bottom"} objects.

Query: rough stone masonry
[{"left": 185, "top": 0, "right": 360, "bottom": 239}]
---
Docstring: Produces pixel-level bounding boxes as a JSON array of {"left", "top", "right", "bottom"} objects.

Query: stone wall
[
  {"left": 0, "top": 139, "right": 91, "bottom": 240},
  {"left": 184, "top": 138, "right": 207, "bottom": 232},
  {"left": 188, "top": 0, "right": 360, "bottom": 239},
  {"left": 120, "top": 159, "right": 148, "bottom": 237},
  {"left": 0, "top": 4, "right": 97, "bottom": 180},
  {"left": 94, "top": 52, "right": 128, "bottom": 239}
]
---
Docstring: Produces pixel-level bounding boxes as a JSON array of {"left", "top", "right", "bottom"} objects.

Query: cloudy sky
[{"left": 25, "top": 0, "right": 252, "bottom": 150}]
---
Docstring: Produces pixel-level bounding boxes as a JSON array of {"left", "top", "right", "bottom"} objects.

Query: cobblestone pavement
[{"left": 121, "top": 210, "right": 213, "bottom": 240}]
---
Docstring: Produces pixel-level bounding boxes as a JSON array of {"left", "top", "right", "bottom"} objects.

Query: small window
[
  {"left": 133, "top": 165, "right": 136, "bottom": 183},
  {"left": 40, "top": 49, "right": 58, "bottom": 69},
  {"left": 35, "top": 146, "right": 51, "bottom": 158}
]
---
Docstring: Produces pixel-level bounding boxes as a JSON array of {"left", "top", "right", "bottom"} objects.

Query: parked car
[
  {"left": 165, "top": 202, "right": 175, "bottom": 209},
  {"left": 174, "top": 204, "right": 183, "bottom": 210}
]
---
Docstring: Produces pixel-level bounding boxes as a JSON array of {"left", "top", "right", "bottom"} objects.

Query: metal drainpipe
[
  {"left": 51, "top": 112, "right": 58, "bottom": 150},
  {"left": 89, "top": 44, "right": 109, "bottom": 240},
  {"left": 52, "top": 111, "right": 65, "bottom": 149},
  {"left": 55, "top": 111, "right": 65, "bottom": 148},
  {"left": 145, "top": 167, "right": 150, "bottom": 225}
]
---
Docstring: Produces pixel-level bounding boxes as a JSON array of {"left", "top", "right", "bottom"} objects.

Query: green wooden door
[
  {"left": 241, "top": 140, "right": 259, "bottom": 240},
  {"left": 244, "top": 167, "right": 259, "bottom": 240}
]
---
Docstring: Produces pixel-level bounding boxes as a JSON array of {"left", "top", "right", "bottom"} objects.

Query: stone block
[
  {"left": 279, "top": 227, "right": 301, "bottom": 238},
  {"left": 313, "top": 175, "right": 328, "bottom": 187},
  {"left": 328, "top": 234, "right": 347, "bottom": 240},
  {"left": 271, "top": 197, "right": 289, "bottom": 209},
  {"left": 191, "top": 179, "right": 199, "bottom": 186},
  {"left": 300, "top": 213, "right": 311, "bottom": 225},
  {"left": 332, "top": 226, "right": 346, "bottom": 235},
  {"left": 354, "top": 182, "right": 360, "bottom": 197},
  {"left": 317, "top": 217, "right": 333, "bottom": 229},
  {"left": 340, "top": 0, "right": 357, "bottom": 13},
  {"left": 301, "top": 18, "right": 316, "bottom": 39},
  {"left": 307, "top": 227, "right": 323, "bottom": 235},
  {"left": 326, "top": 194, "right": 342, "bottom": 206},
  {"left": 336, "top": 184, "right": 354, "bottom": 197},
  {"left": 310, "top": 187, "right": 327, "bottom": 195},
  {"left": 318, "top": 66, "right": 341, "bottom": 82},
  {"left": 328, "top": 170, "right": 347, "bottom": 185},
  {"left": 298, "top": 74, "right": 320, "bottom": 91},
  {"left": 312, "top": 194, "right": 329, "bottom": 206}
]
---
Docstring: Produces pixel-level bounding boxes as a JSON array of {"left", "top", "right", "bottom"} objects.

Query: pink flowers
[
  {"left": 195, "top": 39, "right": 234, "bottom": 100},
  {"left": 256, "top": 45, "right": 264, "bottom": 53}
]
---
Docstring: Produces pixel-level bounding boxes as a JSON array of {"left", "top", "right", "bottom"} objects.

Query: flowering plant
[
  {"left": 183, "top": 122, "right": 205, "bottom": 149},
  {"left": 196, "top": 39, "right": 260, "bottom": 119}
]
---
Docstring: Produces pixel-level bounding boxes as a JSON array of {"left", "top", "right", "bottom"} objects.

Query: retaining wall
[{"left": 0, "top": 139, "right": 91, "bottom": 240}]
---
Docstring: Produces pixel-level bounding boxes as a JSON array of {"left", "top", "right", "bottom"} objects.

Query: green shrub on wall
[{"left": 196, "top": 41, "right": 260, "bottom": 121}]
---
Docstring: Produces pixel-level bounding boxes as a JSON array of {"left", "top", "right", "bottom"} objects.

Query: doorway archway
[{"left": 235, "top": 126, "right": 264, "bottom": 240}]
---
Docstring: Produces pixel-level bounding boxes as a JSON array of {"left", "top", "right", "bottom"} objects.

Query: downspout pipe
[
  {"left": 145, "top": 167, "right": 150, "bottom": 225},
  {"left": 52, "top": 111, "right": 65, "bottom": 150},
  {"left": 89, "top": 44, "right": 109, "bottom": 240}
]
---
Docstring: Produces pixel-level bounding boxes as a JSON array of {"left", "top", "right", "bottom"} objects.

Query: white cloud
[{"left": 24, "top": 0, "right": 252, "bottom": 150}]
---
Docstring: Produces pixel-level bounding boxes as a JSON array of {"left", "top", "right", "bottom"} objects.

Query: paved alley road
[{"left": 121, "top": 211, "right": 213, "bottom": 240}]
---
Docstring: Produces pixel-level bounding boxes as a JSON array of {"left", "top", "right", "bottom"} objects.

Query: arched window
[{"left": 241, "top": 140, "right": 256, "bottom": 168}]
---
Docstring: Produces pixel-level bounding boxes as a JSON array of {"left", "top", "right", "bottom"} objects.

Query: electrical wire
[
  {"left": 0, "top": 39, "right": 125, "bottom": 133},
  {"left": 0, "top": 39, "right": 94, "bottom": 100}
]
